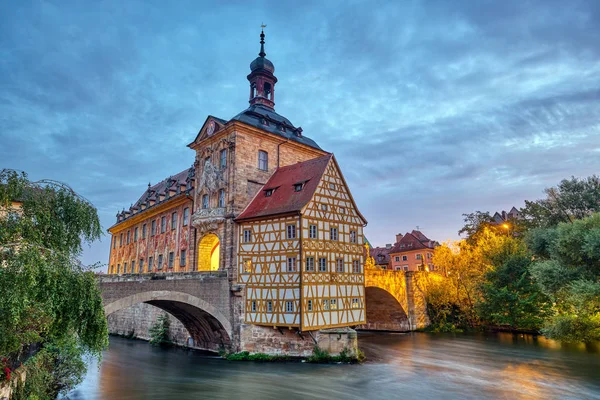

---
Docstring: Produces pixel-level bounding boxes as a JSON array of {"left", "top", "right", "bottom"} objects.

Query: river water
[{"left": 67, "top": 332, "right": 600, "bottom": 400}]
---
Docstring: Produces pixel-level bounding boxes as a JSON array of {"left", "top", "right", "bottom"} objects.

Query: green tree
[
  {"left": 527, "top": 213, "right": 600, "bottom": 342},
  {"left": 521, "top": 175, "right": 600, "bottom": 229},
  {"left": 149, "top": 313, "right": 172, "bottom": 346},
  {"left": 0, "top": 169, "right": 108, "bottom": 397},
  {"left": 458, "top": 211, "right": 495, "bottom": 239},
  {"left": 477, "top": 241, "right": 552, "bottom": 331}
]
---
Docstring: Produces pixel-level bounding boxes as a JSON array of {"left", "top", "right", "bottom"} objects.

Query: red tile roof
[
  {"left": 389, "top": 231, "right": 436, "bottom": 254},
  {"left": 370, "top": 247, "right": 391, "bottom": 265},
  {"left": 236, "top": 154, "right": 333, "bottom": 221}
]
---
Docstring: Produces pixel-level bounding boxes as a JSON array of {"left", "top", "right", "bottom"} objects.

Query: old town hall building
[{"left": 108, "top": 30, "right": 368, "bottom": 336}]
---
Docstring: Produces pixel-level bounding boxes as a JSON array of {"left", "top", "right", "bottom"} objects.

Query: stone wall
[
  {"left": 239, "top": 324, "right": 357, "bottom": 357},
  {"left": 107, "top": 303, "right": 192, "bottom": 347}
]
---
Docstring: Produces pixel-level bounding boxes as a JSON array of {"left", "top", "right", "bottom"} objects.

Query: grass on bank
[{"left": 220, "top": 346, "right": 365, "bottom": 364}]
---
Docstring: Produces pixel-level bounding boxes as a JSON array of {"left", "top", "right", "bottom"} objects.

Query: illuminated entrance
[{"left": 197, "top": 233, "right": 220, "bottom": 271}]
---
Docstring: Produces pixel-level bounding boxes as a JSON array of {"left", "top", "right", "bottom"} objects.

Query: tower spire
[
  {"left": 248, "top": 24, "right": 277, "bottom": 109},
  {"left": 259, "top": 23, "right": 266, "bottom": 57}
]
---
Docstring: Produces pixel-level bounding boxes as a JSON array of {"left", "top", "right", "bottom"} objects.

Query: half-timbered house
[{"left": 236, "top": 154, "right": 368, "bottom": 330}]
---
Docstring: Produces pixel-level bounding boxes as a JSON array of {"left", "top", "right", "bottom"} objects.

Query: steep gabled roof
[
  {"left": 389, "top": 231, "right": 436, "bottom": 254},
  {"left": 235, "top": 154, "right": 332, "bottom": 221},
  {"left": 411, "top": 230, "right": 430, "bottom": 243}
]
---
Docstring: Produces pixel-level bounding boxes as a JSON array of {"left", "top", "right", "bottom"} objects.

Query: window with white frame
[
  {"left": 352, "top": 298, "right": 360, "bottom": 308},
  {"left": 134, "top": 227, "right": 138, "bottom": 242},
  {"left": 287, "top": 224, "right": 296, "bottom": 239},
  {"left": 151, "top": 221, "right": 156, "bottom": 236},
  {"left": 402, "top": 255, "right": 408, "bottom": 261},
  {"left": 309, "top": 224, "right": 317, "bottom": 239},
  {"left": 318, "top": 257, "right": 327, "bottom": 272},
  {"left": 286, "top": 301, "right": 294, "bottom": 312},
  {"left": 131, "top": 260, "right": 135, "bottom": 273},
  {"left": 323, "top": 299, "right": 329, "bottom": 310},
  {"left": 352, "top": 259, "right": 361, "bottom": 273},
  {"left": 287, "top": 257, "right": 297, "bottom": 272},
  {"left": 161, "top": 216, "right": 166, "bottom": 233},
  {"left": 124, "top": 262, "right": 127, "bottom": 273},
  {"left": 395, "top": 256, "right": 400, "bottom": 262},
  {"left": 267, "top": 301, "right": 273, "bottom": 312},
  {"left": 180, "top": 250, "right": 186, "bottom": 267},
  {"left": 336, "top": 258, "right": 344, "bottom": 273},
  {"left": 171, "top": 212, "right": 177, "bottom": 230},
  {"left": 158, "top": 254, "right": 163, "bottom": 269},
  {"left": 307, "top": 300, "right": 313, "bottom": 311},
  {"left": 220, "top": 149, "right": 227, "bottom": 168},
  {"left": 139, "top": 259, "right": 144, "bottom": 273},
  {"left": 148, "top": 257, "right": 153, "bottom": 271},
  {"left": 243, "top": 229, "right": 252, "bottom": 243},
  {"left": 202, "top": 194, "right": 209, "bottom": 209},
  {"left": 350, "top": 230, "right": 357, "bottom": 243},
  {"left": 126, "top": 231, "right": 130, "bottom": 244},
  {"left": 251, "top": 301, "right": 257, "bottom": 312},
  {"left": 305, "top": 257, "right": 315, "bottom": 272},
  {"left": 243, "top": 259, "right": 252, "bottom": 273},
  {"left": 183, "top": 208, "right": 189, "bottom": 226},
  {"left": 168, "top": 252, "right": 174, "bottom": 268},
  {"left": 330, "top": 298, "right": 337, "bottom": 310},
  {"left": 258, "top": 150, "right": 268, "bottom": 171},
  {"left": 218, "top": 189, "right": 225, "bottom": 208},
  {"left": 416, "top": 254, "right": 422, "bottom": 260},
  {"left": 143, "top": 224, "right": 147, "bottom": 239},
  {"left": 330, "top": 227, "right": 338, "bottom": 241},
  {"left": 321, "top": 204, "right": 328, "bottom": 211}
]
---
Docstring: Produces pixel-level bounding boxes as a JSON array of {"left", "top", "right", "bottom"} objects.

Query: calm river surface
[{"left": 66, "top": 333, "right": 600, "bottom": 400}]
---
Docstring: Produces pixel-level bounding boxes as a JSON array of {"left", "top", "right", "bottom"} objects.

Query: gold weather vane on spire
[{"left": 261, "top": 23, "right": 267, "bottom": 30}]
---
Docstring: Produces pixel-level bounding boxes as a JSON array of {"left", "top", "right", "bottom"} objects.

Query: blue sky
[{"left": 2, "top": 0, "right": 599, "bottom": 267}]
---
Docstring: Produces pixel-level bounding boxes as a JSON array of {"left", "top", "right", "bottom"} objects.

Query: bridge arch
[
  {"left": 363, "top": 286, "right": 410, "bottom": 331},
  {"left": 104, "top": 291, "right": 232, "bottom": 351}
]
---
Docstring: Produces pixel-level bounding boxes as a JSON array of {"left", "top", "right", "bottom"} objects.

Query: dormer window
[
  {"left": 294, "top": 183, "right": 303, "bottom": 192},
  {"left": 265, "top": 189, "right": 274, "bottom": 197}
]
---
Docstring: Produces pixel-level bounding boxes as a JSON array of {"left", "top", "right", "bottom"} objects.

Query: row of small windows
[
  {"left": 201, "top": 189, "right": 226, "bottom": 209},
  {"left": 250, "top": 297, "right": 362, "bottom": 313},
  {"left": 243, "top": 257, "right": 362, "bottom": 274},
  {"left": 111, "top": 250, "right": 187, "bottom": 274},
  {"left": 203, "top": 148, "right": 268, "bottom": 171},
  {"left": 393, "top": 253, "right": 432, "bottom": 262},
  {"left": 203, "top": 149, "right": 228, "bottom": 169},
  {"left": 113, "top": 208, "right": 190, "bottom": 249},
  {"left": 242, "top": 225, "right": 358, "bottom": 243}
]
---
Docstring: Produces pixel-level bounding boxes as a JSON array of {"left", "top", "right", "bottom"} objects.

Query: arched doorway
[{"left": 197, "top": 233, "right": 220, "bottom": 271}]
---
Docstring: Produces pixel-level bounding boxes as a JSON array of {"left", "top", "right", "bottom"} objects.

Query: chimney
[
  {"left": 395, "top": 233, "right": 403, "bottom": 243},
  {"left": 385, "top": 243, "right": 392, "bottom": 249}
]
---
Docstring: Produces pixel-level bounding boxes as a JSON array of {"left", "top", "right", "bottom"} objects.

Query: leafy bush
[{"left": 149, "top": 313, "right": 172, "bottom": 346}]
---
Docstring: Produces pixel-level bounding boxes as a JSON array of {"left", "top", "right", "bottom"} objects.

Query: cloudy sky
[{"left": 2, "top": 0, "right": 599, "bottom": 267}]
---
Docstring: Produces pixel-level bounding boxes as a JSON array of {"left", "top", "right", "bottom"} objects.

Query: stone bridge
[
  {"left": 98, "top": 271, "right": 234, "bottom": 352},
  {"left": 359, "top": 267, "right": 431, "bottom": 331},
  {"left": 98, "top": 268, "right": 436, "bottom": 353}
]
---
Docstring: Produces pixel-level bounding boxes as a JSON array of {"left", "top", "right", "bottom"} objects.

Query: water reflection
[{"left": 67, "top": 332, "right": 600, "bottom": 400}]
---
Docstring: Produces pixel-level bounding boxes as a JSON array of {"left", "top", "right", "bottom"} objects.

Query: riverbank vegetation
[
  {"left": 220, "top": 346, "right": 365, "bottom": 364},
  {"left": 149, "top": 313, "right": 173, "bottom": 346},
  {"left": 428, "top": 175, "right": 600, "bottom": 343},
  {"left": 0, "top": 169, "right": 108, "bottom": 398}
]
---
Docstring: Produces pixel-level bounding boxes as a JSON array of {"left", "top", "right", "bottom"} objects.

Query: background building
[{"left": 388, "top": 230, "right": 439, "bottom": 272}]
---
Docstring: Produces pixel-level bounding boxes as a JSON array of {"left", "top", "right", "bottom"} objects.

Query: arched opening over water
[
  {"left": 197, "top": 233, "right": 220, "bottom": 271},
  {"left": 104, "top": 291, "right": 232, "bottom": 352},
  {"left": 363, "top": 287, "right": 410, "bottom": 331}
]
